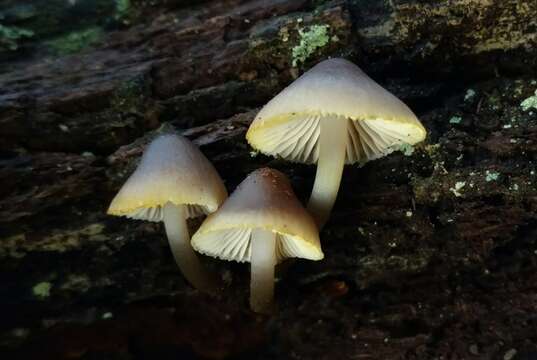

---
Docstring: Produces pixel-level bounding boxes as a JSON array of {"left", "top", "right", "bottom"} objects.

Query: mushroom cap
[
  {"left": 107, "top": 134, "right": 228, "bottom": 222},
  {"left": 246, "top": 58, "right": 426, "bottom": 165},
  {"left": 191, "top": 168, "right": 323, "bottom": 263}
]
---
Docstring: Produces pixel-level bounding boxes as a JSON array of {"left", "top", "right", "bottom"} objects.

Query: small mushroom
[
  {"left": 191, "top": 168, "right": 323, "bottom": 313},
  {"left": 246, "top": 58, "right": 426, "bottom": 227},
  {"left": 108, "top": 134, "right": 227, "bottom": 293}
]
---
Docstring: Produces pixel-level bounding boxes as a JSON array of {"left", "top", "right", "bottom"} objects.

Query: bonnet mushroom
[
  {"left": 191, "top": 168, "right": 323, "bottom": 313},
  {"left": 246, "top": 58, "right": 426, "bottom": 227},
  {"left": 108, "top": 134, "right": 227, "bottom": 293}
]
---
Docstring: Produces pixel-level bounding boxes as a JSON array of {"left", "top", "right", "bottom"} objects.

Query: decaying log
[{"left": 1, "top": 0, "right": 537, "bottom": 359}]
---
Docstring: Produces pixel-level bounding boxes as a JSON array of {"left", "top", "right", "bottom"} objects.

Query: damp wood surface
[{"left": 1, "top": 0, "right": 537, "bottom": 359}]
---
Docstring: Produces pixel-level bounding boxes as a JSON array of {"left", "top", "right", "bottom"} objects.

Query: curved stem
[
  {"left": 307, "top": 115, "right": 348, "bottom": 228},
  {"left": 163, "top": 203, "right": 217, "bottom": 294},
  {"left": 250, "top": 228, "right": 276, "bottom": 314}
]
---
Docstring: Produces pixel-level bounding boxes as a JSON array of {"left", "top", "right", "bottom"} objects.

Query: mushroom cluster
[
  {"left": 247, "top": 58, "right": 426, "bottom": 227},
  {"left": 108, "top": 134, "right": 227, "bottom": 293},
  {"left": 108, "top": 58, "right": 426, "bottom": 313}
]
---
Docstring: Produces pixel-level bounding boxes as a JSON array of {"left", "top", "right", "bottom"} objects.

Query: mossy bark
[{"left": 1, "top": 0, "right": 537, "bottom": 359}]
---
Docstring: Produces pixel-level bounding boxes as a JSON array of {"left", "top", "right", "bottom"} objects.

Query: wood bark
[{"left": 1, "top": 0, "right": 537, "bottom": 359}]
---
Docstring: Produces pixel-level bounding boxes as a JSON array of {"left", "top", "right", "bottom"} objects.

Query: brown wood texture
[{"left": 1, "top": 0, "right": 536, "bottom": 359}]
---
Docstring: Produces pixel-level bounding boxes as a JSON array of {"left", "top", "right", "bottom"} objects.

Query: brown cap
[{"left": 191, "top": 168, "right": 323, "bottom": 263}]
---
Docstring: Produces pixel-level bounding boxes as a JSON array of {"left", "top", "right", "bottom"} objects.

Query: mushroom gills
[
  {"left": 253, "top": 114, "right": 320, "bottom": 164},
  {"left": 125, "top": 203, "right": 208, "bottom": 222},
  {"left": 250, "top": 113, "right": 417, "bottom": 166},
  {"left": 346, "top": 118, "right": 417, "bottom": 164},
  {"left": 192, "top": 228, "right": 318, "bottom": 263}
]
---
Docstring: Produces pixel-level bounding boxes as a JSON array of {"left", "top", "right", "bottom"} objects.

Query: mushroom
[
  {"left": 246, "top": 58, "right": 426, "bottom": 227},
  {"left": 191, "top": 168, "right": 323, "bottom": 313},
  {"left": 108, "top": 134, "right": 227, "bottom": 293}
]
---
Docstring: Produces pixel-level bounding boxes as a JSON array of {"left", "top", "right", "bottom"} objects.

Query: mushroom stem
[
  {"left": 250, "top": 228, "right": 277, "bottom": 314},
  {"left": 307, "top": 115, "right": 348, "bottom": 228},
  {"left": 163, "top": 202, "right": 217, "bottom": 294}
]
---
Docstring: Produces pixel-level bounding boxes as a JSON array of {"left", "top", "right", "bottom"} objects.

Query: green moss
[
  {"left": 464, "top": 89, "right": 476, "bottom": 101},
  {"left": 521, "top": 90, "right": 537, "bottom": 111},
  {"left": 485, "top": 170, "right": 500, "bottom": 182},
  {"left": 115, "top": 0, "right": 133, "bottom": 25},
  {"left": 114, "top": 0, "right": 139, "bottom": 26},
  {"left": 397, "top": 142, "right": 415, "bottom": 156},
  {"left": 0, "top": 24, "right": 34, "bottom": 51},
  {"left": 3, "top": 1, "right": 116, "bottom": 41},
  {"left": 291, "top": 24, "right": 330, "bottom": 67},
  {"left": 449, "top": 116, "right": 462, "bottom": 124},
  {"left": 32, "top": 282, "right": 52, "bottom": 299},
  {"left": 110, "top": 77, "right": 146, "bottom": 113},
  {"left": 47, "top": 26, "right": 103, "bottom": 55},
  {"left": 116, "top": 0, "right": 131, "bottom": 15}
]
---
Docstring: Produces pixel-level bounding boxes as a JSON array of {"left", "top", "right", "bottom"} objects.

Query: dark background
[{"left": 1, "top": 0, "right": 536, "bottom": 359}]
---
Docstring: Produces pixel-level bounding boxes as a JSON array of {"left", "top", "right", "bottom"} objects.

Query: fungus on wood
[
  {"left": 246, "top": 58, "right": 426, "bottom": 227},
  {"left": 107, "top": 133, "right": 228, "bottom": 293},
  {"left": 191, "top": 168, "right": 323, "bottom": 314}
]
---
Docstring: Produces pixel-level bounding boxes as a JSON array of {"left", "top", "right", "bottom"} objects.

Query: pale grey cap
[
  {"left": 246, "top": 58, "right": 426, "bottom": 164},
  {"left": 108, "top": 134, "right": 228, "bottom": 221}
]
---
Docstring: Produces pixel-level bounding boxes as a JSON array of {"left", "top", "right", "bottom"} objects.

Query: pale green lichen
[
  {"left": 102, "top": 312, "right": 114, "bottom": 319},
  {"left": 0, "top": 24, "right": 34, "bottom": 51},
  {"left": 450, "top": 181, "right": 466, "bottom": 197},
  {"left": 521, "top": 90, "right": 537, "bottom": 111},
  {"left": 449, "top": 116, "right": 462, "bottom": 124},
  {"left": 291, "top": 24, "right": 330, "bottom": 67},
  {"left": 397, "top": 142, "right": 415, "bottom": 156},
  {"left": 464, "top": 89, "right": 476, "bottom": 101},
  {"left": 485, "top": 170, "right": 500, "bottom": 182},
  {"left": 32, "top": 282, "right": 52, "bottom": 299}
]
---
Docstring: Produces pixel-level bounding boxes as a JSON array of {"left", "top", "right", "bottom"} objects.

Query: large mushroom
[
  {"left": 191, "top": 168, "right": 323, "bottom": 314},
  {"left": 246, "top": 58, "right": 426, "bottom": 227},
  {"left": 108, "top": 133, "right": 227, "bottom": 293}
]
